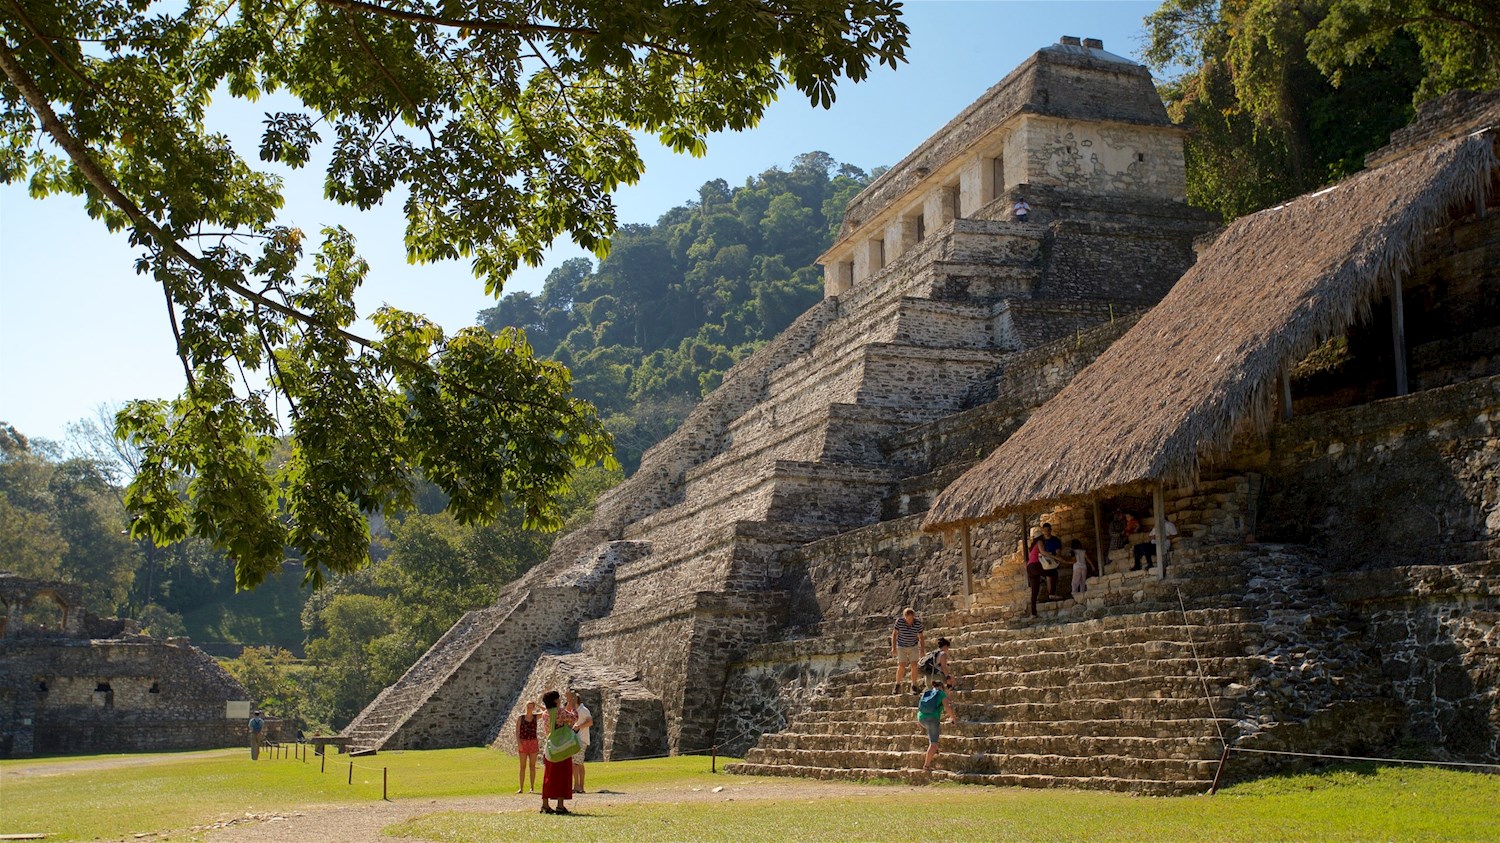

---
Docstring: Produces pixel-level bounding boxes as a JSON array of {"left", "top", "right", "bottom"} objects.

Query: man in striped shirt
[{"left": 891, "top": 607, "right": 927, "bottom": 694}]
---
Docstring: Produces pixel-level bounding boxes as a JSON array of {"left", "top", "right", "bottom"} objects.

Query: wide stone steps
[
  {"left": 341, "top": 603, "right": 513, "bottom": 751},
  {"left": 831, "top": 657, "right": 1257, "bottom": 697},
  {"left": 740, "top": 746, "right": 1220, "bottom": 782},
  {"left": 731, "top": 544, "right": 1270, "bottom": 792},
  {"left": 753, "top": 732, "right": 1225, "bottom": 761},
  {"left": 803, "top": 675, "right": 1240, "bottom": 711},
  {"left": 783, "top": 716, "right": 1234, "bottom": 741},
  {"left": 727, "top": 762, "right": 1208, "bottom": 796}
]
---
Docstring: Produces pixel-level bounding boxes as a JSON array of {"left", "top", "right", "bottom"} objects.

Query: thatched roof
[{"left": 923, "top": 130, "right": 1498, "bottom": 533}]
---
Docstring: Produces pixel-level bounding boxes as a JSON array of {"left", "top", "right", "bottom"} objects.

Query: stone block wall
[
  {"left": 676, "top": 591, "right": 790, "bottom": 755},
  {"left": 1, "top": 639, "right": 249, "bottom": 757},
  {"left": 777, "top": 514, "right": 973, "bottom": 629},
  {"left": 1039, "top": 220, "right": 1203, "bottom": 305},
  {"left": 576, "top": 590, "right": 786, "bottom": 754},
  {"left": 1246, "top": 375, "right": 1500, "bottom": 570},
  {"left": 1333, "top": 562, "right": 1500, "bottom": 760},
  {"left": 488, "top": 652, "right": 667, "bottom": 762},
  {"left": 715, "top": 626, "right": 885, "bottom": 756},
  {"left": 1012, "top": 114, "right": 1186, "bottom": 199}
]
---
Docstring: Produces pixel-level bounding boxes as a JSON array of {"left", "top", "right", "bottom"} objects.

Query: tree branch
[
  {"left": 160, "top": 277, "right": 198, "bottom": 393},
  {"left": 314, "top": 0, "right": 692, "bottom": 58},
  {"left": 0, "top": 36, "right": 587, "bottom": 419},
  {"left": 314, "top": 0, "right": 598, "bottom": 38}
]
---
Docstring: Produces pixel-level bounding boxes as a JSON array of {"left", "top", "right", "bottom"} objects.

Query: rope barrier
[
  {"left": 1224, "top": 746, "right": 1500, "bottom": 770},
  {"left": 1176, "top": 587, "right": 1225, "bottom": 744},
  {"left": 1164, "top": 588, "right": 1500, "bottom": 789}
]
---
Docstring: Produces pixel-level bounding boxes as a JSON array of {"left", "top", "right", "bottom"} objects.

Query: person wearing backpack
[
  {"left": 917, "top": 638, "right": 953, "bottom": 689},
  {"left": 247, "top": 710, "right": 264, "bottom": 760},
  {"left": 917, "top": 676, "right": 956, "bottom": 772}
]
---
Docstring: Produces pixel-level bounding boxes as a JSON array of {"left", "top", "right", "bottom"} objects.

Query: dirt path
[
  {"left": 1, "top": 750, "right": 233, "bottom": 780},
  {"left": 182, "top": 779, "right": 923, "bottom": 842}
]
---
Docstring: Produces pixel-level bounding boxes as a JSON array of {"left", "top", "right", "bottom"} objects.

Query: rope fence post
[
  {"left": 383, "top": 767, "right": 388, "bottom": 801},
  {"left": 321, "top": 750, "right": 326, "bottom": 774},
  {"left": 1209, "top": 742, "right": 1232, "bottom": 795},
  {"left": 711, "top": 744, "right": 717, "bottom": 773},
  {"left": 348, "top": 760, "right": 353, "bottom": 785}
]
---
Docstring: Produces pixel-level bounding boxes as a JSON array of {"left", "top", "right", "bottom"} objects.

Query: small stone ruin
[{"left": 0, "top": 574, "right": 252, "bottom": 757}]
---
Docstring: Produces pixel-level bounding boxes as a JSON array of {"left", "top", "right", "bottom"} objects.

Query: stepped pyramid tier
[{"left": 345, "top": 64, "right": 1499, "bottom": 784}]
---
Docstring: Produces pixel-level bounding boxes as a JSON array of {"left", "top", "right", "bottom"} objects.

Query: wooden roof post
[
  {"left": 1154, "top": 484, "right": 1168, "bottom": 581},
  {"left": 1391, "top": 275, "right": 1409, "bottom": 396},
  {"left": 1092, "top": 498, "right": 1105, "bottom": 577},
  {"left": 1018, "top": 512, "right": 1030, "bottom": 591},
  {"left": 960, "top": 525, "right": 974, "bottom": 611}
]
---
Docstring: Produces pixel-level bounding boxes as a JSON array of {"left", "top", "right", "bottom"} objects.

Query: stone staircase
[
  {"left": 729, "top": 546, "right": 1268, "bottom": 794},
  {"left": 342, "top": 601, "right": 514, "bottom": 752}
]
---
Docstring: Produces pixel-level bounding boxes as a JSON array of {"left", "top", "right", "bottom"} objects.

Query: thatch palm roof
[{"left": 923, "top": 131, "right": 1498, "bottom": 533}]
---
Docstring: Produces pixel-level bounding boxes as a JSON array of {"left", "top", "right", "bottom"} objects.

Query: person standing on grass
[
  {"left": 540, "top": 690, "right": 575, "bottom": 815},
  {"left": 566, "top": 690, "right": 593, "bottom": 793},
  {"left": 248, "top": 710, "right": 264, "bottom": 760},
  {"left": 516, "top": 700, "right": 541, "bottom": 793},
  {"left": 892, "top": 607, "right": 926, "bottom": 693},
  {"left": 917, "top": 675, "right": 957, "bottom": 773}
]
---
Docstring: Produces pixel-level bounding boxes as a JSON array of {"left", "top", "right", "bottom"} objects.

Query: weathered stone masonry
[{"left": 0, "top": 575, "right": 250, "bottom": 757}]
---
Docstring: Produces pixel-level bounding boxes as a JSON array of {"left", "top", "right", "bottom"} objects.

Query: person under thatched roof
[{"left": 923, "top": 127, "right": 1498, "bottom": 534}]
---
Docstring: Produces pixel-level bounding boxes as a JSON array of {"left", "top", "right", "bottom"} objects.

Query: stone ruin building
[
  {"left": 0, "top": 574, "right": 251, "bottom": 757},
  {"left": 344, "top": 40, "right": 1499, "bottom": 792}
]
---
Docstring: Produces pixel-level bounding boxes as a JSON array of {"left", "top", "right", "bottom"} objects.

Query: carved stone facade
[
  {"left": 346, "top": 53, "right": 1498, "bottom": 789},
  {"left": 0, "top": 575, "right": 251, "bottom": 757}
]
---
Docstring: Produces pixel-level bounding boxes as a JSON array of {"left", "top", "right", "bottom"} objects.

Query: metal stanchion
[{"left": 348, "top": 761, "right": 353, "bottom": 785}]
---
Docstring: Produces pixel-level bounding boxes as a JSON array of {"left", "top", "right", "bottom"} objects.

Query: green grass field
[{"left": 2, "top": 748, "right": 1497, "bottom": 842}]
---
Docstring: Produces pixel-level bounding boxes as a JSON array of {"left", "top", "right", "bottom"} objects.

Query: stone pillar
[
  {"left": 958, "top": 158, "right": 987, "bottom": 216},
  {"left": 886, "top": 216, "right": 919, "bottom": 261},
  {"left": 856, "top": 237, "right": 885, "bottom": 280},
  {"left": 925, "top": 185, "right": 959, "bottom": 228},
  {"left": 823, "top": 259, "right": 854, "bottom": 297}
]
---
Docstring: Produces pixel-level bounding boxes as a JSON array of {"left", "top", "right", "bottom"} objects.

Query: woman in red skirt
[{"left": 540, "top": 690, "right": 574, "bottom": 814}]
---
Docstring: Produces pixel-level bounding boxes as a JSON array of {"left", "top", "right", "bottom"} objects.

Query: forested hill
[{"left": 478, "top": 152, "right": 879, "bottom": 472}]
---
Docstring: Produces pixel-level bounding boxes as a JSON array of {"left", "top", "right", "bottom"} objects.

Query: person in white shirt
[
  {"left": 565, "top": 690, "right": 593, "bottom": 793},
  {"left": 1012, "top": 198, "right": 1031, "bottom": 222},
  {"left": 1131, "top": 518, "right": 1178, "bottom": 570}
]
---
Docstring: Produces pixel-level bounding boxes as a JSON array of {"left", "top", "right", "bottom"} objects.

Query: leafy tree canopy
[
  {"left": 1144, "top": 0, "right": 1497, "bottom": 219},
  {"left": 0, "top": 421, "right": 138, "bottom": 611},
  {"left": 0, "top": 0, "right": 909, "bottom": 589}
]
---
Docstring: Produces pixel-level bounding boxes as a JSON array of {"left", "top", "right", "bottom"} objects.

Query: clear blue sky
[{"left": 0, "top": 1, "right": 1160, "bottom": 442}]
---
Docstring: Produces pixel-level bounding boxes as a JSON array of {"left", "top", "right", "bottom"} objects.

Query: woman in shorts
[{"left": 516, "top": 700, "right": 541, "bottom": 793}]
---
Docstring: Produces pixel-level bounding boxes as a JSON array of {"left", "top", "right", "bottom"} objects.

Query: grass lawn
[
  {"left": 0, "top": 748, "right": 730, "bottom": 839},
  {"left": 3, "top": 748, "right": 1497, "bottom": 842},
  {"left": 391, "top": 763, "right": 1500, "bottom": 843}
]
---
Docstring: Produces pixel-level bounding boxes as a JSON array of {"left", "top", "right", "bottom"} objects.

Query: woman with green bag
[{"left": 539, "top": 690, "right": 576, "bottom": 814}]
